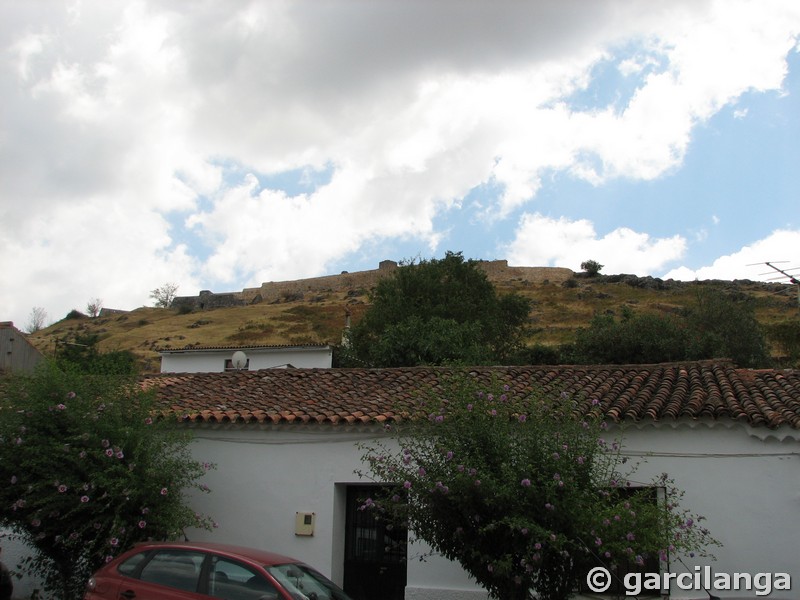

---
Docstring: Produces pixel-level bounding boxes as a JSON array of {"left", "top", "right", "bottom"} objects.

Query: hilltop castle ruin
[{"left": 172, "top": 260, "right": 575, "bottom": 310}]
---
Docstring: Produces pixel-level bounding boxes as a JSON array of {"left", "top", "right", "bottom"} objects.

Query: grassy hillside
[{"left": 27, "top": 269, "right": 799, "bottom": 373}]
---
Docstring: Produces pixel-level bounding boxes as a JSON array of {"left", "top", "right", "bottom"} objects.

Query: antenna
[{"left": 749, "top": 261, "right": 800, "bottom": 309}]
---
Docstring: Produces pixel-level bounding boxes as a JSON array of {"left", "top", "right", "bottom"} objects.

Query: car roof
[{"left": 129, "top": 541, "right": 301, "bottom": 566}]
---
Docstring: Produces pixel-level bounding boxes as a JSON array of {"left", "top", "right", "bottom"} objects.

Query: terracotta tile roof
[{"left": 141, "top": 361, "right": 800, "bottom": 429}]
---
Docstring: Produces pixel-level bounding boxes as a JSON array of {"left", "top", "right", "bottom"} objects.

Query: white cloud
[
  {"left": 504, "top": 213, "right": 687, "bottom": 274},
  {"left": 1, "top": 0, "right": 799, "bottom": 327},
  {"left": 663, "top": 229, "right": 800, "bottom": 281}
]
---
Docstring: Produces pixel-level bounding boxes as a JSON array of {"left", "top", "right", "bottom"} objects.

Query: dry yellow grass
[{"left": 27, "top": 270, "right": 799, "bottom": 372}]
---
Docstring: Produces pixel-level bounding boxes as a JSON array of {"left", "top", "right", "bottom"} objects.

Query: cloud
[
  {"left": 504, "top": 213, "right": 687, "bottom": 274},
  {"left": 1, "top": 0, "right": 799, "bottom": 326},
  {"left": 663, "top": 229, "right": 800, "bottom": 281}
]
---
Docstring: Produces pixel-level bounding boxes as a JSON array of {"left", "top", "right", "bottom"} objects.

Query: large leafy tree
[
  {"left": 0, "top": 364, "right": 214, "bottom": 600},
  {"left": 684, "top": 288, "right": 769, "bottom": 368},
  {"left": 358, "top": 375, "right": 716, "bottom": 600},
  {"left": 343, "top": 252, "right": 531, "bottom": 366},
  {"left": 571, "top": 307, "right": 689, "bottom": 365},
  {"left": 567, "top": 289, "right": 770, "bottom": 367}
]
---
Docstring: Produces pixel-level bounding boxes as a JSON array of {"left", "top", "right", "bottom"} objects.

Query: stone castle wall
[{"left": 172, "top": 260, "right": 575, "bottom": 310}]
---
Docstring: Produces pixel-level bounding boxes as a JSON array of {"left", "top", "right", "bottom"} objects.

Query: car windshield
[{"left": 265, "top": 563, "right": 354, "bottom": 600}]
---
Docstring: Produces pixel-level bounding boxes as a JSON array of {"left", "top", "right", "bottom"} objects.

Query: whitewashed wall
[
  {"left": 184, "top": 421, "right": 800, "bottom": 600},
  {"left": 4, "top": 421, "right": 798, "bottom": 600},
  {"left": 614, "top": 423, "right": 799, "bottom": 600},
  {"left": 183, "top": 425, "right": 486, "bottom": 597},
  {"left": 160, "top": 346, "right": 332, "bottom": 372}
]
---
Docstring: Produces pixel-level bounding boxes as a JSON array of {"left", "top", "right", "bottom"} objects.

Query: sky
[{"left": 2, "top": 0, "right": 800, "bottom": 330}]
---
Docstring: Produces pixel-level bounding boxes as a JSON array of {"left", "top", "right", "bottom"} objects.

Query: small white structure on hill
[{"left": 159, "top": 344, "right": 332, "bottom": 373}]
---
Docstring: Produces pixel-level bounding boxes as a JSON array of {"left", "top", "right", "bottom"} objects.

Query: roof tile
[{"left": 140, "top": 361, "right": 800, "bottom": 429}]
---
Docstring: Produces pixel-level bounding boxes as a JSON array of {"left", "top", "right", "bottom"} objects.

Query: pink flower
[
  {"left": 58, "top": 484, "right": 67, "bottom": 493},
  {"left": 521, "top": 478, "right": 531, "bottom": 487},
  {"left": 138, "top": 520, "right": 147, "bottom": 529},
  {"left": 80, "top": 495, "right": 90, "bottom": 503},
  {"left": 160, "top": 487, "right": 168, "bottom": 495}
]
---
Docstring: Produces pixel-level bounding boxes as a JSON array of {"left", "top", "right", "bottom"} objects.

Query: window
[
  {"left": 209, "top": 556, "right": 279, "bottom": 600},
  {"left": 224, "top": 358, "right": 250, "bottom": 371},
  {"left": 579, "top": 486, "right": 662, "bottom": 597},
  {"left": 117, "top": 551, "right": 148, "bottom": 577},
  {"left": 138, "top": 550, "right": 205, "bottom": 593}
]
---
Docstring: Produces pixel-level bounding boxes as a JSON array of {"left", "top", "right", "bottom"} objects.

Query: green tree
[
  {"left": 684, "top": 288, "right": 769, "bottom": 367},
  {"left": 358, "top": 375, "right": 716, "bottom": 600},
  {"left": 0, "top": 363, "right": 214, "bottom": 600},
  {"left": 343, "top": 252, "right": 531, "bottom": 366},
  {"left": 580, "top": 260, "right": 604, "bottom": 277},
  {"left": 55, "top": 332, "right": 139, "bottom": 376},
  {"left": 572, "top": 307, "right": 689, "bottom": 364},
  {"left": 766, "top": 318, "right": 800, "bottom": 367}
]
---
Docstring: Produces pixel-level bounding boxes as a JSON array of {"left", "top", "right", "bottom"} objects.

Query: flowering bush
[
  {"left": 357, "top": 374, "right": 717, "bottom": 600},
  {"left": 0, "top": 363, "right": 215, "bottom": 600}
]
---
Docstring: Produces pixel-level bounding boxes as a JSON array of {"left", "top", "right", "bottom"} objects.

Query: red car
[{"left": 84, "top": 541, "right": 354, "bottom": 600}]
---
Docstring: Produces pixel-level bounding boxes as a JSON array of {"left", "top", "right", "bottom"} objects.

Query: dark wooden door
[{"left": 343, "top": 485, "right": 407, "bottom": 600}]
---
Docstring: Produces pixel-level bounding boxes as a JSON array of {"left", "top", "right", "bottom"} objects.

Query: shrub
[
  {"left": 358, "top": 374, "right": 716, "bottom": 600},
  {"left": 0, "top": 364, "right": 215, "bottom": 600},
  {"left": 580, "top": 260, "right": 604, "bottom": 277}
]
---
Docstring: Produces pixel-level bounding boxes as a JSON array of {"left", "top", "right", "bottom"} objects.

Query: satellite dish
[{"left": 231, "top": 350, "right": 248, "bottom": 371}]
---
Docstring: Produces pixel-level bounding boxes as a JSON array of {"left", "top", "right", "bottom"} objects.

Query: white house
[
  {"left": 158, "top": 344, "right": 333, "bottom": 373},
  {"left": 140, "top": 362, "right": 800, "bottom": 600},
  {"left": 5, "top": 361, "right": 798, "bottom": 600}
]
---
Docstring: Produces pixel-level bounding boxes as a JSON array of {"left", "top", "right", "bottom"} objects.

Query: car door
[
  {"left": 116, "top": 549, "right": 207, "bottom": 600},
  {"left": 204, "top": 555, "right": 286, "bottom": 600}
]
